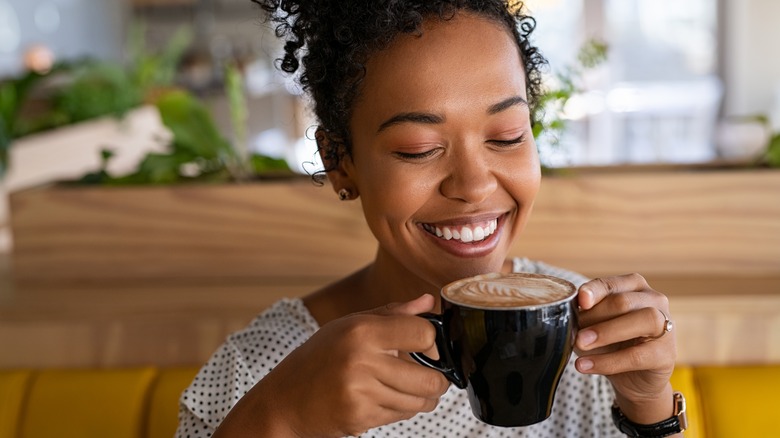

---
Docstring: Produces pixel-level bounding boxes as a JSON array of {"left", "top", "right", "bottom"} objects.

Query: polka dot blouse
[{"left": 176, "top": 258, "right": 622, "bottom": 437}]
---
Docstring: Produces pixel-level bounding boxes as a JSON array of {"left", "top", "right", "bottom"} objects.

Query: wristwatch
[{"left": 611, "top": 391, "right": 688, "bottom": 437}]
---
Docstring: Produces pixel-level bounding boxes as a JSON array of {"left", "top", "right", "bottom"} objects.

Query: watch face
[{"left": 674, "top": 391, "right": 689, "bottom": 431}]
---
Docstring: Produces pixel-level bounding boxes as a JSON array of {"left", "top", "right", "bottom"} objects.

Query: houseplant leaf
[
  {"left": 155, "top": 90, "right": 233, "bottom": 160},
  {"left": 765, "top": 133, "right": 780, "bottom": 167},
  {"left": 53, "top": 61, "right": 141, "bottom": 123}
]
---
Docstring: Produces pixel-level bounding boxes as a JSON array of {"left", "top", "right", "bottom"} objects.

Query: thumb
[{"left": 369, "top": 294, "right": 436, "bottom": 316}]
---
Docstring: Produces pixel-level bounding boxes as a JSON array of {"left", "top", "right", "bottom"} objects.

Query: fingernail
[
  {"left": 580, "top": 288, "right": 593, "bottom": 303},
  {"left": 578, "top": 329, "right": 597, "bottom": 347},
  {"left": 578, "top": 358, "right": 594, "bottom": 372}
]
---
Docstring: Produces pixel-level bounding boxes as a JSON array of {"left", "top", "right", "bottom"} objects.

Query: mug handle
[{"left": 409, "top": 313, "right": 467, "bottom": 389}]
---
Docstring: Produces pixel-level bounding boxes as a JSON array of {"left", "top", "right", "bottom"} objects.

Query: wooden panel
[
  {"left": 0, "top": 320, "right": 97, "bottom": 368},
  {"left": 4, "top": 168, "right": 780, "bottom": 368},
  {"left": 2, "top": 281, "right": 778, "bottom": 368},
  {"left": 10, "top": 178, "right": 375, "bottom": 286},
  {"left": 671, "top": 294, "right": 780, "bottom": 365},
  {"left": 0, "top": 282, "right": 311, "bottom": 368},
  {"left": 519, "top": 169, "right": 780, "bottom": 277},
  {"left": 10, "top": 169, "right": 780, "bottom": 287}
]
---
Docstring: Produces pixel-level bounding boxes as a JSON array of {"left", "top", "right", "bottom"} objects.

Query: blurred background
[
  {"left": 0, "top": 2, "right": 778, "bottom": 437},
  {"left": 1, "top": 0, "right": 778, "bottom": 174}
]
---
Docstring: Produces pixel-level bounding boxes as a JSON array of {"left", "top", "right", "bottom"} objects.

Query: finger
[
  {"left": 578, "top": 273, "right": 650, "bottom": 310},
  {"left": 374, "top": 381, "right": 442, "bottom": 415},
  {"left": 369, "top": 294, "right": 436, "bottom": 317},
  {"left": 375, "top": 356, "right": 450, "bottom": 399},
  {"left": 340, "top": 401, "right": 423, "bottom": 438},
  {"left": 575, "top": 340, "right": 676, "bottom": 375},
  {"left": 347, "top": 313, "right": 438, "bottom": 353},
  {"left": 578, "top": 290, "right": 669, "bottom": 329},
  {"left": 576, "top": 307, "right": 671, "bottom": 352}
]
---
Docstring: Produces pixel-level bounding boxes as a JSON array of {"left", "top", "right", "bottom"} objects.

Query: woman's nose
[{"left": 438, "top": 150, "right": 498, "bottom": 204}]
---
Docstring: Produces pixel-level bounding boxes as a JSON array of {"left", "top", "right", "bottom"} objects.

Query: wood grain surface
[
  {"left": 522, "top": 169, "right": 780, "bottom": 277},
  {"left": 3, "top": 168, "right": 780, "bottom": 368},
  {"left": 10, "top": 179, "right": 375, "bottom": 286},
  {"left": 11, "top": 169, "right": 780, "bottom": 285}
]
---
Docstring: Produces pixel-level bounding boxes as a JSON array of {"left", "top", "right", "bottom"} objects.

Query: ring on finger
[{"left": 649, "top": 308, "right": 673, "bottom": 340}]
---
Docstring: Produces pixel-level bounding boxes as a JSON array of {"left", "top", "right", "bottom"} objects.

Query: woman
[{"left": 176, "top": 1, "right": 680, "bottom": 436}]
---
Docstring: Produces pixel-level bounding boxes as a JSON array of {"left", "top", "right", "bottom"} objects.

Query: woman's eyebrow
[
  {"left": 377, "top": 112, "right": 445, "bottom": 133},
  {"left": 376, "top": 96, "right": 527, "bottom": 133},
  {"left": 487, "top": 96, "right": 529, "bottom": 115}
]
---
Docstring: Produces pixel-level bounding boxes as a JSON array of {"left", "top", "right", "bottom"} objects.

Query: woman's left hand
[{"left": 574, "top": 273, "right": 677, "bottom": 423}]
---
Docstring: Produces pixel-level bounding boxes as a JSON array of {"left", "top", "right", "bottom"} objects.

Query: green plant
[
  {"left": 79, "top": 63, "right": 289, "bottom": 185},
  {"left": 0, "top": 67, "right": 68, "bottom": 177},
  {"left": 127, "top": 23, "right": 192, "bottom": 94},
  {"left": 765, "top": 133, "right": 780, "bottom": 167},
  {"left": 0, "top": 57, "right": 146, "bottom": 181},
  {"left": 1, "top": 23, "right": 289, "bottom": 184}
]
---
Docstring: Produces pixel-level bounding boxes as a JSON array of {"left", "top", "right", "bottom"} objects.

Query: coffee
[
  {"left": 442, "top": 273, "right": 575, "bottom": 308},
  {"left": 411, "top": 272, "right": 578, "bottom": 427}
]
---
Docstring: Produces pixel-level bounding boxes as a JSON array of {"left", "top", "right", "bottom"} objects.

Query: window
[{"left": 527, "top": 0, "right": 721, "bottom": 167}]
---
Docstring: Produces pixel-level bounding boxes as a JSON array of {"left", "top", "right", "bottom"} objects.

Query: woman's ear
[{"left": 316, "top": 128, "right": 359, "bottom": 200}]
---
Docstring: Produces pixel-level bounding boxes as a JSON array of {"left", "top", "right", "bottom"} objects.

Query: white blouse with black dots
[{"left": 176, "top": 258, "right": 623, "bottom": 437}]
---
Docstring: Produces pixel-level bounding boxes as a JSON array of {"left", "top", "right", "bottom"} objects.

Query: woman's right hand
[{"left": 213, "top": 294, "right": 450, "bottom": 437}]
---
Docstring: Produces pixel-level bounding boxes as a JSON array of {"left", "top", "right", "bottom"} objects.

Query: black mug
[{"left": 411, "top": 272, "right": 578, "bottom": 427}]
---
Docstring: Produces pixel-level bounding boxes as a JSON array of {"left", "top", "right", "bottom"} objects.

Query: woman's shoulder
[
  {"left": 221, "top": 297, "right": 320, "bottom": 370},
  {"left": 179, "top": 298, "right": 320, "bottom": 427},
  {"left": 511, "top": 257, "right": 590, "bottom": 288},
  {"left": 241, "top": 297, "right": 320, "bottom": 334},
  {"left": 216, "top": 298, "right": 320, "bottom": 359}
]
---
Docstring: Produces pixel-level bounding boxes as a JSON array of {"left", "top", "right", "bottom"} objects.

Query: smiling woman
[
  {"left": 175, "top": 1, "right": 683, "bottom": 437},
  {"left": 336, "top": 15, "right": 541, "bottom": 286}
]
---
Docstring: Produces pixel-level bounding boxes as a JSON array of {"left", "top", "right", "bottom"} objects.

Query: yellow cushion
[
  {"left": 0, "top": 370, "right": 33, "bottom": 438},
  {"left": 670, "top": 365, "right": 705, "bottom": 438},
  {"left": 19, "top": 368, "right": 157, "bottom": 438},
  {"left": 694, "top": 365, "right": 780, "bottom": 437},
  {"left": 146, "top": 367, "right": 199, "bottom": 438}
]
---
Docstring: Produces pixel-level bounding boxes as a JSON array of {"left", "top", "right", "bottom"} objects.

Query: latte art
[{"left": 442, "top": 273, "right": 575, "bottom": 308}]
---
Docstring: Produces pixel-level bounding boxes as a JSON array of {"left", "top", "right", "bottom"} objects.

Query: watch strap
[{"left": 611, "top": 391, "right": 687, "bottom": 438}]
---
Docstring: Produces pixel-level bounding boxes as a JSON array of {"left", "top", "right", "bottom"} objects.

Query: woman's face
[{"left": 338, "top": 12, "right": 541, "bottom": 288}]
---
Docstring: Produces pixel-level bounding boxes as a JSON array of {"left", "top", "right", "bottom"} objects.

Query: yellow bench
[
  {"left": 0, "top": 367, "right": 197, "bottom": 438},
  {"left": 0, "top": 364, "right": 777, "bottom": 437}
]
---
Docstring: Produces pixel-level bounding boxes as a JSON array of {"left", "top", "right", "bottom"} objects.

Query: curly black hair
[{"left": 251, "top": 0, "right": 547, "bottom": 175}]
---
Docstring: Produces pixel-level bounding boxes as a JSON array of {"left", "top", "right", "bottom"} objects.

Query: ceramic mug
[{"left": 411, "top": 272, "right": 578, "bottom": 427}]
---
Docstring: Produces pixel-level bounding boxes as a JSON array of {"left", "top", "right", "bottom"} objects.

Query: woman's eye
[
  {"left": 488, "top": 134, "right": 526, "bottom": 147},
  {"left": 393, "top": 149, "right": 438, "bottom": 160}
]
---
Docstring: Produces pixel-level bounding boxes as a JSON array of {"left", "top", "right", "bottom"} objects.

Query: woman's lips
[{"left": 419, "top": 214, "right": 506, "bottom": 258}]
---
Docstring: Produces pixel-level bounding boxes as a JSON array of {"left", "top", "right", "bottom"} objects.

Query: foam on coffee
[{"left": 442, "top": 273, "right": 576, "bottom": 308}]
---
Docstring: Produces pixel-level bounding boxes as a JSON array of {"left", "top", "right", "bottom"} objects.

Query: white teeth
[
  {"left": 425, "top": 218, "right": 499, "bottom": 244},
  {"left": 461, "top": 227, "right": 473, "bottom": 243}
]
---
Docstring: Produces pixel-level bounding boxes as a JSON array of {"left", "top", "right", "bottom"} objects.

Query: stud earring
[{"left": 338, "top": 188, "right": 352, "bottom": 201}]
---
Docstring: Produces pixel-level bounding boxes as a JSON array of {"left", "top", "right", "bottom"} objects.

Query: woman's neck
[
  {"left": 303, "top": 249, "right": 442, "bottom": 326},
  {"left": 303, "top": 249, "right": 516, "bottom": 326}
]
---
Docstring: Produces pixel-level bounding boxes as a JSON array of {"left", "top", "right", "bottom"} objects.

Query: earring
[{"left": 338, "top": 188, "right": 351, "bottom": 201}]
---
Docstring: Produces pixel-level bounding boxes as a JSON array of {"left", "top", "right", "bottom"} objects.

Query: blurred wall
[
  {"left": 0, "top": 0, "right": 125, "bottom": 77},
  {"left": 722, "top": 0, "right": 780, "bottom": 118}
]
